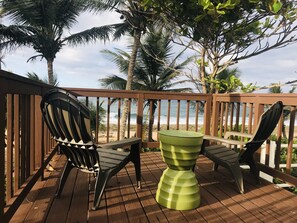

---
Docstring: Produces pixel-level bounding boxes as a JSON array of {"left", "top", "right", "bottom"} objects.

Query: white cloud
[{"left": 237, "top": 45, "right": 297, "bottom": 89}]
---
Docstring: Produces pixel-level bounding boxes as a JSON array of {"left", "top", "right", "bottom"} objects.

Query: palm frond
[
  {"left": 112, "top": 22, "right": 131, "bottom": 40},
  {"left": 0, "top": 24, "right": 35, "bottom": 51},
  {"left": 64, "top": 25, "right": 114, "bottom": 45},
  {"left": 99, "top": 75, "right": 127, "bottom": 90},
  {"left": 101, "top": 49, "right": 130, "bottom": 73},
  {"left": 100, "top": 28, "right": 193, "bottom": 93},
  {"left": 84, "top": 0, "right": 120, "bottom": 12}
]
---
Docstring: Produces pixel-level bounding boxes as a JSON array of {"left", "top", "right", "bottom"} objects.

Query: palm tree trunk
[
  {"left": 199, "top": 47, "right": 207, "bottom": 93},
  {"left": 120, "top": 30, "right": 141, "bottom": 139},
  {"left": 47, "top": 58, "right": 54, "bottom": 85}
]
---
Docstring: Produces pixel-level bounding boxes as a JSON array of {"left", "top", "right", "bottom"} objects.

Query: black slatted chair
[
  {"left": 202, "top": 101, "right": 283, "bottom": 193},
  {"left": 40, "top": 89, "right": 141, "bottom": 210}
]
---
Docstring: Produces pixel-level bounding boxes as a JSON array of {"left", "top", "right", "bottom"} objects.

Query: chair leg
[
  {"left": 213, "top": 163, "right": 219, "bottom": 171},
  {"left": 56, "top": 161, "right": 73, "bottom": 197},
  {"left": 93, "top": 171, "right": 110, "bottom": 210},
  {"left": 246, "top": 158, "right": 260, "bottom": 184},
  {"left": 229, "top": 163, "right": 244, "bottom": 194},
  {"left": 131, "top": 143, "right": 141, "bottom": 189}
]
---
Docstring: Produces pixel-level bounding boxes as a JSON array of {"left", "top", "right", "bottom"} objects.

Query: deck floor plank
[
  {"left": 117, "top": 167, "right": 149, "bottom": 223},
  {"left": 9, "top": 156, "right": 62, "bottom": 223},
  {"left": 23, "top": 156, "right": 64, "bottom": 223},
  {"left": 241, "top": 177, "right": 291, "bottom": 222},
  {"left": 66, "top": 170, "right": 90, "bottom": 223},
  {"left": 87, "top": 176, "right": 109, "bottom": 223},
  {"left": 138, "top": 153, "right": 170, "bottom": 223},
  {"left": 9, "top": 152, "right": 297, "bottom": 223},
  {"left": 45, "top": 166, "right": 78, "bottom": 223},
  {"left": 105, "top": 171, "right": 130, "bottom": 223}
]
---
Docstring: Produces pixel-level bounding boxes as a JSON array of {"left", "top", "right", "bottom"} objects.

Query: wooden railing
[
  {"left": 1, "top": 71, "right": 297, "bottom": 222},
  {"left": 66, "top": 88, "right": 212, "bottom": 148},
  {"left": 0, "top": 70, "right": 55, "bottom": 223}
]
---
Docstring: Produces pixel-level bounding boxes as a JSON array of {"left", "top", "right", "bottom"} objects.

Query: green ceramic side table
[{"left": 156, "top": 130, "right": 203, "bottom": 210}]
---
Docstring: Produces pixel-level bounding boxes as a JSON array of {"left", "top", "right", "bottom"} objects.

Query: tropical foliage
[
  {"left": 26, "top": 72, "right": 59, "bottom": 86},
  {"left": 188, "top": 67, "right": 257, "bottom": 93},
  {"left": 142, "top": 0, "right": 297, "bottom": 93},
  {"left": 0, "top": 0, "right": 113, "bottom": 85}
]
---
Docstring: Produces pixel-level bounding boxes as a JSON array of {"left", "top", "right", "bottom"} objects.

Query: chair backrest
[
  {"left": 40, "top": 89, "right": 100, "bottom": 172},
  {"left": 245, "top": 101, "right": 283, "bottom": 154}
]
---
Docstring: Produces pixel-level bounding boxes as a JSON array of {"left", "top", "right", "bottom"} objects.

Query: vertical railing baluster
[
  {"left": 117, "top": 99, "right": 121, "bottom": 140},
  {"left": 107, "top": 97, "right": 111, "bottom": 143},
  {"left": 96, "top": 97, "right": 99, "bottom": 143},
  {"left": 0, "top": 92, "right": 5, "bottom": 220},
  {"left": 176, "top": 100, "right": 180, "bottom": 130},
  {"left": 219, "top": 103, "right": 224, "bottom": 137},
  {"left": 186, "top": 100, "right": 190, "bottom": 131},
  {"left": 224, "top": 102, "right": 229, "bottom": 135},
  {"left": 30, "top": 95, "right": 35, "bottom": 174},
  {"left": 127, "top": 99, "right": 131, "bottom": 138},
  {"left": 14, "top": 95, "right": 20, "bottom": 192},
  {"left": 234, "top": 102, "right": 240, "bottom": 132},
  {"left": 6, "top": 94, "right": 13, "bottom": 201},
  {"left": 229, "top": 102, "right": 234, "bottom": 131},
  {"left": 35, "top": 96, "right": 42, "bottom": 169},
  {"left": 157, "top": 100, "right": 161, "bottom": 142},
  {"left": 167, "top": 100, "right": 171, "bottom": 130},
  {"left": 195, "top": 101, "right": 199, "bottom": 132},
  {"left": 148, "top": 100, "right": 154, "bottom": 142},
  {"left": 248, "top": 103, "right": 253, "bottom": 134}
]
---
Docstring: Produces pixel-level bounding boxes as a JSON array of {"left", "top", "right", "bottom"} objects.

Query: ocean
[{"left": 102, "top": 99, "right": 204, "bottom": 125}]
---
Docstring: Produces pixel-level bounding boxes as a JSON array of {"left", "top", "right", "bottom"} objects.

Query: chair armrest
[
  {"left": 203, "top": 135, "right": 246, "bottom": 147},
  {"left": 224, "top": 131, "right": 253, "bottom": 139},
  {"left": 98, "top": 137, "right": 142, "bottom": 150}
]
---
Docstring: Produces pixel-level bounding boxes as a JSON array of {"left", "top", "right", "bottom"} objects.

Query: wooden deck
[{"left": 10, "top": 152, "right": 297, "bottom": 223}]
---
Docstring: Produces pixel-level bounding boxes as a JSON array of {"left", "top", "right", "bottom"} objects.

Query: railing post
[
  {"left": 204, "top": 96, "right": 212, "bottom": 136},
  {"left": 210, "top": 94, "right": 219, "bottom": 136},
  {"left": 136, "top": 93, "right": 144, "bottom": 140}
]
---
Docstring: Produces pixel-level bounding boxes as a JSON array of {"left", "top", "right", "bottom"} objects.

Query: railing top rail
[
  {"left": 213, "top": 93, "right": 297, "bottom": 105},
  {"left": 0, "top": 70, "right": 53, "bottom": 95},
  {"left": 67, "top": 88, "right": 212, "bottom": 101}
]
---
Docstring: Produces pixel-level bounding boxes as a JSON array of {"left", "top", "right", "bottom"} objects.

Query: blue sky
[{"left": 2, "top": 12, "right": 297, "bottom": 92}]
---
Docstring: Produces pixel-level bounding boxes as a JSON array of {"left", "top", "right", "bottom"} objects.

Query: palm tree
[
  {"left": 0, "top": 0, "right": 113, "bottom": 85},
  {"left": 100, "top": 29, "right": 193, "bottom": 140},
  {"left": 94, "top": 0, "right": 156, "bottom": 139}
]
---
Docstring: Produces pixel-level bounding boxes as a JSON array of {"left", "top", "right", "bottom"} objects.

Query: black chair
[
  {"left": 40, "top": 89, "right": 141, "bottom": 210},
  {"left": 202, "top": 101, "right": 283, "bottom": 193}
]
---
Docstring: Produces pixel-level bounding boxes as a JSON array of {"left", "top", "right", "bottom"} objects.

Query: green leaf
[{"left": 272, "top": 1, "right": 282, "bottom": 13}]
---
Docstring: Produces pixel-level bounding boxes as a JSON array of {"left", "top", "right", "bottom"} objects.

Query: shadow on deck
[{"left": 10, "top": 152, "right": 297, "bottom": 223}]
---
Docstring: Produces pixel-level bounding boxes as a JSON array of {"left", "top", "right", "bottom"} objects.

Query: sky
[{"left": 2, "top": 12, "right": 297, "bottom": 92}]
